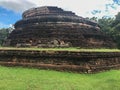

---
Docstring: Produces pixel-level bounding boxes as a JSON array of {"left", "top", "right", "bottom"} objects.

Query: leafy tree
[
  {"left": 111, "top": 13, "right": 120, "bottom": 48},
  {"left": 111, "top": 12, "right": 120, "bottom": 27},
  {"left": 98, "top": 17, "right": 114, "bottom": 35},
  {"left": 89, "top": 17, "right": 98, "bottom": 22},
  {"left": 89, "top": 15, "right": 120, "bottom": 48},
  {"left": 0, "top": 27, "right": 13, "bottom": 45}
]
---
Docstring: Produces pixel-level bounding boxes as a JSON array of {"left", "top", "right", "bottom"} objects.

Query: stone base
[{"left": 0, "top": 49, "right": 120, "bottom": 73}]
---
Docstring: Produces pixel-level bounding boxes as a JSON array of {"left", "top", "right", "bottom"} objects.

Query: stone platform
[{"left": 0, "top": 49, "right": 120, "bottom": 73}]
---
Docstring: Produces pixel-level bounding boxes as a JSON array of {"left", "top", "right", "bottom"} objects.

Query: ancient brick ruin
[
  {"left": 0, "top": 49, "right": 120, "bottom": 73},
  {"left": 6, "top": 6, "right": 116, "bottom": 48}
]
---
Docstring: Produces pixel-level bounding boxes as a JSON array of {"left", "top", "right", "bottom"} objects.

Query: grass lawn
[
  {"left": 0, "top": 66, "right": 120, "bottom": 90},
  {"left": 0, "top": 47, "right": 120, "bottom": 52}
]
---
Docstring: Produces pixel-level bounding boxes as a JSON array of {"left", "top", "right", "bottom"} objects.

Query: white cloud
[
  {"left": 0, "top": 0, "right": 120, "bottom": 18},
  {"left": 0, "top": 22, "right": 11, "bottom": 28},
  {"left": 0, "top": 0, "right": 36, "bottom": 12}
]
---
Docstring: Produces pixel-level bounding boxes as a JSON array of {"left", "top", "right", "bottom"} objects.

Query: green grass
[
  {"left": 0, "top": 66, "right": 120, "bottom": 90},
  {"left": 0, "top": 47, "right": 120, "bottom": 52}
]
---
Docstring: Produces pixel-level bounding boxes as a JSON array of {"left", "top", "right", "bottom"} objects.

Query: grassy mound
[{"left": 0, "top": 66, "right": 120, "bottom": 90}]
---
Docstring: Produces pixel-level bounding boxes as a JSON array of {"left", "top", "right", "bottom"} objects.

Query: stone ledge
[{"left": 0, "top": 49, "right": 120, "bottom": 73}]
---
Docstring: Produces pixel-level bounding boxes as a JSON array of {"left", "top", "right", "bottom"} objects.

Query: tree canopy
[
  {"left": 0, "top": 27, "right": 13, "bottom": 46},
  {"left": 92, "top": 12, "right": 120, "bottom": 48}
]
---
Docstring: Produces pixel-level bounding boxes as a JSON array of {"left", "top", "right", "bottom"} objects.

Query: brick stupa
[{"left": 6, "top": 6, "right": 116, "bottom": 48}]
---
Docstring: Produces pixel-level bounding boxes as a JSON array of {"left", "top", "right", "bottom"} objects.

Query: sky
[{"left": 0, "top": 0, "right": 120, "bottom": 28}]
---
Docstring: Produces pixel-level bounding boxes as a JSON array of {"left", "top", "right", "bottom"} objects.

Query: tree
[
  {"left": 90, "top": 15, "right": 120, "bottom": 48},
  {"left": 0, "top": 27, "right": 13, "bottom": 46},
  {"left": 89, "top": 17, "right": 98, "bottom": 22},
  {"left": 111, "top": 13, "right": 120, "bottom": 48},
  {"left": 98, "top": 17, "right": 114, "bottom": 35},
  {"left": 111, "top": 12, "right": 120, "bottom": 27}
]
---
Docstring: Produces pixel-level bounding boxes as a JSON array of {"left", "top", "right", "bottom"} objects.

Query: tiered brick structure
[{"left": 6, "top": 6, "right": 116, "bottom": 48}]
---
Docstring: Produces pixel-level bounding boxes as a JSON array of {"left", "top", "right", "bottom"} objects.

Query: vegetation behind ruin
[{"left": 88, "top": 12, "right": 120, "bottom": 48}]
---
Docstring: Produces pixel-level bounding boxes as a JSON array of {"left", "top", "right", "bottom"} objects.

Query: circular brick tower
[{"left": 6, "top": 6, "right": 116, "bottom": 48}]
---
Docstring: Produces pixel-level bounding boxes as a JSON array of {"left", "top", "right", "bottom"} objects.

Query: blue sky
[
  {"left": 0, "top": 6, "right": 21, "bottom": 28},
  {"left": 0, "top": 0, "right": 120, "bottom": 28}
]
